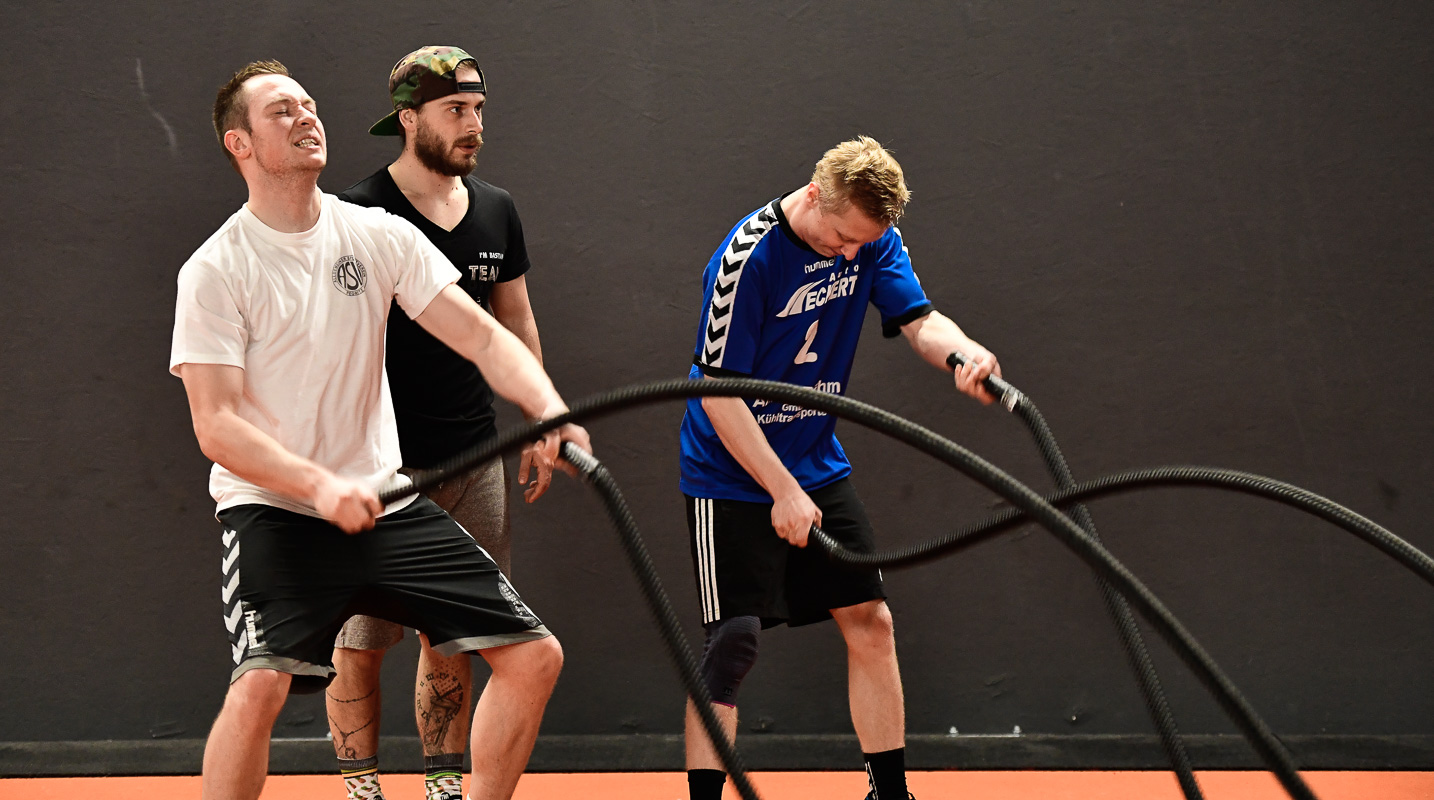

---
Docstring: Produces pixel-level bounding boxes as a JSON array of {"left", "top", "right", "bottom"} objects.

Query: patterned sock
[
  {"left": 338, "top": 756, "right": 384, "bottom": 800},
  {"left": 424, "top": 753, "right": 464, "bottom": 800},
  {"left": 863, "top": 747, "right": 907, "bottom": 800},
  {"left": 687, "top": 768, "right": 726, "bottom": 800}
]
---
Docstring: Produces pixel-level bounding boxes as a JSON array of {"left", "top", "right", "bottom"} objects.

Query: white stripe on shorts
[{"left": 695, "top": 497, "right": 720, "bottom": 623}]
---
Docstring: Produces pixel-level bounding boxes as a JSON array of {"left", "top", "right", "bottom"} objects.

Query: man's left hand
[
  {"left": 518, "top": 441, "right": 556, "bottom": 503},
  {"left": 955, "top": 348, "right": 1002, "bottom": 405}
]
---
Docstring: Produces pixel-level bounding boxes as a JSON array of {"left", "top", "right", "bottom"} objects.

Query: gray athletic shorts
[{"left": 336, "top": 458, "right": 512, "bottom": 651}]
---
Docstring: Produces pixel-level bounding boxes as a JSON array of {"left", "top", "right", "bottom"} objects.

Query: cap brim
[{"left": 369, "top": 110, "right": 401, "bottom": 136}]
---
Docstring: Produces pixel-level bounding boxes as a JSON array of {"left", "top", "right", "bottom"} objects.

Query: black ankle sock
[
  {"left": 424, "top": 752, "right": 463, "bottom": 775},
  {"left": 424, "top": 753, "right": 463, "bottom": 799},
  {"left": 687, "top": 768, "right": 727, "bottom": 800},
  {"left": 863, "top": 747, "right": 907, "bottom": 799}
]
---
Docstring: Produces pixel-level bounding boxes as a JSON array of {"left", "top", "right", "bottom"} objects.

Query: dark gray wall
[{"left": 2, "top": 0, "right": 1432, "bottom": 761}]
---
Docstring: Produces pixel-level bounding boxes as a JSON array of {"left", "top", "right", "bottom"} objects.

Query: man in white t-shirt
[{"left": 171, "top": 60, "right": 590, "bottom": 800}]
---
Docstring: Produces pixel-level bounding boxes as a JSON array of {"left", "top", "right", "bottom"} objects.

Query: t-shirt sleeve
[
  {"left": 869, "top": 226, "right": 933, "bottom": 338},
  {"left": 169, "top": 258, "right": 247, "bottom": 377},
  {"left": 499, "top": 193, "right": 531, "bottom": 282},
  {"left": 385, "top": 215, "right": 462, "bottom": 319},
  {"left": 693, "top": 236, "right": 770, "bottom": 377}
]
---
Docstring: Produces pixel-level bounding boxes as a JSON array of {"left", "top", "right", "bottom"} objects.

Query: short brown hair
[
  {"left": 811, "top": 136, "right": 910, "bottom": 226},
  {"left": 212, "top": 60, "right": 291, "bottom": 173}
]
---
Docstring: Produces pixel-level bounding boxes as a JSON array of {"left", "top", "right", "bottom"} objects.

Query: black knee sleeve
[{"left": 698, "top": 615, "right": 760, "bottom": 706}]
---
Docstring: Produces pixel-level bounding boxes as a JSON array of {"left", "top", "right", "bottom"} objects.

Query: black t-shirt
[{"left": 338, "top": 168, "right": 532, "bottom": 468}]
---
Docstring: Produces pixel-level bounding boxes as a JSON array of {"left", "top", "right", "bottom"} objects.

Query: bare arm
[
  {"left": 491, "top": 276, "right": 556, "bottom": 503},
  {"left": 491, "top": 276, "right": 543, "bottom": 364},
  {"left": 178, "top": 363, "right": 382, "bottom": 532},
  {"left": 900, "top": 310, "right": 1002, "bottom": 405},
  {"left": 701, "top": 376, "right": 820, "bottom": 546},
  {"left": 414, "top": 284, "right": 591, "bottom": 465}
]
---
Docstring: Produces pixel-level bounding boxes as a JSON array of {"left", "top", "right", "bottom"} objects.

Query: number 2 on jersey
[{"left": 795, "top": 320, "right": 819, "bottom": 364}]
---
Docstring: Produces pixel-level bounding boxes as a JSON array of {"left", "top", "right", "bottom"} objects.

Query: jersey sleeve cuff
[
  {"left": 881, "top": 303, "right": 934, "bottom": 338},
  {"left": 692, "top": 356, "right": 752, "bottom": 378}
]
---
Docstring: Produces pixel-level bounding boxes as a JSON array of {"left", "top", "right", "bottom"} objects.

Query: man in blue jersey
[{"left": 679, "top": 136, "right": 1002, "bottom": 800}]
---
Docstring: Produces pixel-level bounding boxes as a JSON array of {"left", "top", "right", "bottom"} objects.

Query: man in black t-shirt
[{"left": 324, "top": 46, "right": 555, "bottom": 800}]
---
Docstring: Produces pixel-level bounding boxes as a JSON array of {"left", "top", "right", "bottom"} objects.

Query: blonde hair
[{"left": 811, "top": 136, "right": 910, "bottom": 225}]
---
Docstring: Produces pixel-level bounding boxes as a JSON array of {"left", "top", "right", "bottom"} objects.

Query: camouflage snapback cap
[{"left": 369, "top": 45, "right": 486, "bottom": 136}]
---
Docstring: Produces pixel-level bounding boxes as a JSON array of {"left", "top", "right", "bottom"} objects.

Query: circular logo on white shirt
[{"left": 331, "top": 255, "right": 367, "bottom": 296}]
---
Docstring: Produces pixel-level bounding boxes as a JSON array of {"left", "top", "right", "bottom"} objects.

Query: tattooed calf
[
  {"left": 417, "top": 668, "right": 466, "bottom": 754},
  {"left": 326, "top": 688, "right": 378, "bottom": 760}
]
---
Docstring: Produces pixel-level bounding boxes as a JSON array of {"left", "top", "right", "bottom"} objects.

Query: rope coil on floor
[{"left": 380, "top": 376, "right": 1432, "bottom": 800}]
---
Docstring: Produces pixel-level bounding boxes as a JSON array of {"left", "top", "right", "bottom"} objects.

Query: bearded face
[{"left": 413, "top": 115, "right": 482, "bottom": 177}]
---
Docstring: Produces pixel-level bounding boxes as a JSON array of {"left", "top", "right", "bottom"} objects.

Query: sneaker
[{"left": 863, "top": 794, "right": 915, "bottom": 800}]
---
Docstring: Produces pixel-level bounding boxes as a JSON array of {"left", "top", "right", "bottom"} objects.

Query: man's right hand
[
  {"left": 313, "top": 474, "right": 383, "bottom": 534},
  {"left": 771, "top": 487, "right": 821, "bottom": 548}
]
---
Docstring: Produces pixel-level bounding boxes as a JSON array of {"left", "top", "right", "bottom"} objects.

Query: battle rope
[
  {"left": 559, "top": 443, "right": 762, "bottom": 800},
  {"left": 815, "top": 466, "right": 1434, "bottom": 584},
  {"left": 379, "top": 377, "right": 1427, "bottom": 800},
  {"left": 945, "top": 352, "right": 1201, "bottom": 800}
]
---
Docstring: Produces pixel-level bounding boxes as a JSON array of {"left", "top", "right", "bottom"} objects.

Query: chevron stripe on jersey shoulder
[{"left": 700, "top": 206, "right": 778, "bottom": 368}]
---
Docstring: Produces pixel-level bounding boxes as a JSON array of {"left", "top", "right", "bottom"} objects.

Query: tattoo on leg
[
  {"left": 327, "top": 688, "right": 378, "bottom": 760},
  {"left": 417, "top": 668, "right": 465, "bottom": 753}
]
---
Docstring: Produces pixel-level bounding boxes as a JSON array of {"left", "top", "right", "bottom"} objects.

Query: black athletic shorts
[
  {"left": 217, "top": 497, "right": 549, "bottom": 693},
  {"left": 685, "top": 478, "right": 885, "bottom": 629}
]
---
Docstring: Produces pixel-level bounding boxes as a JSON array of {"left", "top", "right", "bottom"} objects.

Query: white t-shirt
[{"left": 170, "top": 193, "right": 460, "bottom": 517}]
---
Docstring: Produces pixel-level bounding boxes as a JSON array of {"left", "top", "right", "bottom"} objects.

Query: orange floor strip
[{"left": 2, "top": 771, "right": 1431, "bottom": 800}]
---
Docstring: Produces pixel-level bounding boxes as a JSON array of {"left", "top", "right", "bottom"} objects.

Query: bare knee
[
  {"left": 528, "top": 635, "right": 564, "bottom": 683},
  {"left": 490, "top": 635, "right": 563, "bottom": 686},
  {"left": 838, "top": 601, "right": 896, "bottom": 651},
  {"left": 333, "top": 646, "right": 386, "bottom": 671},
  {"left": 224, "top": 669, "right": 291, "bottom": 722}
]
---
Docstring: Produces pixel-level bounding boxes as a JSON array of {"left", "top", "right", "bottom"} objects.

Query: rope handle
[{"left": 947, "top": 351, "right": 1022, "bottom": 412}]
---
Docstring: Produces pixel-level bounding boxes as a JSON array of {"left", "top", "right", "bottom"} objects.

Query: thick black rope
[
  {"left": 559, "top": 444, "right": 762, "bottom": 800},
  {"left": 946, "top": 353, "right": 1202, "bottom": 799},
  {"left": 817, "top": 466, "right": 1434, "bottom": 585},
  {"left": 374, "top": 377, "right": 1415, "bottom": 800}
]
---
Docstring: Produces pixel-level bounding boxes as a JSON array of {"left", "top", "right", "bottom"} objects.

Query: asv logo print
[
  {"left": 331, "top": 255, "right": 367, "bottom": 296},
  {"left": 776, "top": 265, "right": 859, "bottom": 318}
]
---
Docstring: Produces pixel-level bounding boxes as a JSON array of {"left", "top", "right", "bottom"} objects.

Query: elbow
[
  {"left": 191, "top": 418, "right": 226, "bottom": 464},
  {"left": 702, "top": 395, "right": 734, "bottom": 421}
]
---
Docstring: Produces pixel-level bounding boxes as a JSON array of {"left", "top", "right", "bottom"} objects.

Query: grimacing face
[
  {"left": 231, "top": 74, "right": 326, "bottom": 176},
  {"left": 409, "top": 63, "right": 485, "bottom": 177}
]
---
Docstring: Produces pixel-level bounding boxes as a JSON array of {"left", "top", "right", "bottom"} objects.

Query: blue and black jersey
[{"left": 678, "top": 196, "right": 933, "bottom": 502}]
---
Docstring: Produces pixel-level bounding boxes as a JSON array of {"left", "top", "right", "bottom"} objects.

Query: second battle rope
[
  {"left": 381, "top": 377, "right": 1431, "bottom": 800},
  {"left": 946, "top": 352, "right": 1202, "bottom": 799}
]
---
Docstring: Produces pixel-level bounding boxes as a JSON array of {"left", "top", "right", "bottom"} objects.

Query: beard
[{"left": 414, "top": 122, "right": 482, "bottom": 177}]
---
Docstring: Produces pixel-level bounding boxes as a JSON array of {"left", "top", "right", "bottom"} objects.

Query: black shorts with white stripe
[{"left": 685, "top": 478, "right": 886, "bottom": 628}]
